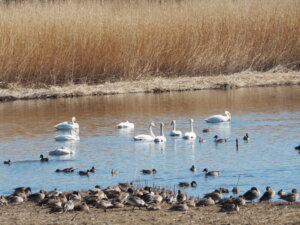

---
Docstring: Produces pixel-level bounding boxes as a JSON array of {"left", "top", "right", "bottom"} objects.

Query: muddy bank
[
  {"left": 1, "top": 71, "right": 300, "bottom": 102},
  {"left": 0, "top": 201, "right": 299, "bottom": 225}
]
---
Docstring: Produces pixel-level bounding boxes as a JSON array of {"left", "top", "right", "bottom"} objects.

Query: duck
[
  {"left": 14, "top": 187, "right": 32, "bottom": 195},
  {"left": 259, "top": 186, "right": 275, "bottom": 202},
  {"left": 78, "top": 170, "right": 89, "bottom": 176},
  {"left": 176, "top": 190, "right": 186, "bottom": 203},
  {"left": 74, "top": 202, "right": 90, "bottom": 212},
  {"left": 96, "top": 200, "right": 114, "bottom": 212},
  {"left": 190, "top": 165, "right": 196, "bottom": 172},
  {"left": 54, "top": 117, "right": 79, "bottom": 130},
  {"left": 56, "top": 167, "right": 76, "bottom": 173},
  {"left": 214, "top": 135, "right": 228, "bottom": 143},
  {"left": 28, "top": 190, "right": 46, "bottom": 202},
  {"left": 170, "top": 120, "right": 182, "bottom": 136},
  {"left": 133, "top": 122, "right": 156, "bottom": 142},
  {"left": 6, "top": 195, "right": 24, "bottom": 203},
  {"left": 117, "top": 121, "right": 134, "bottom": 129},
  {"left": 196, "top": 197, "right": 215, "bottom": 206},
  {"left": 295, "top": 145, "right": 300, "bottom": 150},
  {"left": 204, "top": 190, "right": 223, "bottom": 201},
  {"left": 40, "top": 154, "right": 49, "bottom": 162},
  {"left": 89, "top": 166, "right": 96, "bottom": 173},
  {"left": 277, "top": 189, "right": 285, "bottom": 196},
  {"left": 169, "top": 202, "right": 189, "bottom": 211},
  {"left": 202, "top": 128, "right": 211, "bottom": 133},
  {"left": 234, "top": 195, "right": 246, "bottom": 206},
  {"left": 199, "top": 137, "right": 206, "bottom": 143},
  {"left": 141, "top": 169, "right": 157, "bottom": 174},
  {"left": 55, "top": 130, "right": 80, "bottom": 141},
  {"left": 243, "top": 187, "right": 260, "bottom": 202},
  {"left": 111, "top": 169, "right": 119, "bottom": 175},
  {"left": 126, "top": 188, "right": 147, "bottom": 210},
  {"left": 220, "top": 203, "right": 239, "bottom": 212},
  {"left": 3, "top": 160, "right": 11, "bottom": 165},
  {"left": 203, "top": 168, "right": 220, "bottom": 177},
  {"left": 232, "top": 187, "right": 239, "bottom": 195},
  {"left": 183, "top": 119, "right": 196, "bottom": 140},
  {"left": 205, "top": 111, "right": 231, "bottom": 123},
  {"left": 154, "top": 123, "right": 167, "bottom": 143},
  {"left": 178, "top": 181, "right": 197, "bottom": 188},
  {"left": 49, "top": 147, "right": 74, "bottom": 156},
  {"left": 243, "top": 133, "right": 250, "bottom": 141},
  {"left": 279, "top": 189, "right": 298, "bottom": 203}
]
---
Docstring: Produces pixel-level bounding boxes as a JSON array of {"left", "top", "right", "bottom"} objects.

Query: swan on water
[
  {"left": 170, "top": 120, "right": 182, "bottom": 136},
  {"left": 154, "top": 123, "right": 167, "bottom": 143},
  {"left": 133, "top": 123, "right": 156, "bottom": 142},
  {"left": 183, "top": 119, "right": 196, "bottom": 140},
  {"left": 117, "top": 121, "right": 134, "bottom": 129},
  {"left": 205, "top": 111, "right": 231, "bottom": 123},
  {"left": 49, "top": 147, "right": 74, "bottom": 156},
  {"left": 54, "top": 117, "right": 79, "bottom": 130}
]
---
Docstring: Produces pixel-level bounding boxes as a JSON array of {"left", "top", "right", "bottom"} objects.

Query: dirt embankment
[
  {"left": 1, "top": 72, "right": 300, "bottom": 102},
  {"left": 0, "top": 201, "right": 299, "bottom": 225}
]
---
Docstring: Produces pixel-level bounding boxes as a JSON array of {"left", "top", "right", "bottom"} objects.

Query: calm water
[{"left": 0, "top": 86, "right": 300, "bottom": 200}]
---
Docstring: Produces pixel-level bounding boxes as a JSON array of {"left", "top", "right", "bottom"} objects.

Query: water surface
[{"left": 0, "top": 86, "right": 299, "bottom": 200}]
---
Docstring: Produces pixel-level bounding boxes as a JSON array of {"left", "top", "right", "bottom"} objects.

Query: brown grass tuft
[{"left": 0, "top": 0, "right": 299, "bottom": 86}]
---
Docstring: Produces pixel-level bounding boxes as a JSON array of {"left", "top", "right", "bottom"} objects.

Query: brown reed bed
[{"left": 0, "top": 0, "right": 299, "bottom": 87}]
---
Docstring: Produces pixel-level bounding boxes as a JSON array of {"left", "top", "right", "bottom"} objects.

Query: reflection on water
[{"left": 0, "top": 86, "right": 300, "bottom": 200}]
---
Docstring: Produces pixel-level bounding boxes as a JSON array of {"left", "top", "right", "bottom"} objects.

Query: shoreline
[{"left": 1, "top": 71, "right": 300, "bottom": 102}]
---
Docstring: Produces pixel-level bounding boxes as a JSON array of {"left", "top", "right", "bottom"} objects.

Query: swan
[
  {"left": 49, "top": 147, "right": 74, "bottom": 156},
  {"left": 170, "top": 120, "right": 182, "bottom": 136},
  {"left": 133, "top": 123, "right": 156, "bottom": 142},
  {"left": 55, "top": 130, "right": 80, "bottom": 141},
  {"left": 154, "top": 123, "right": 167, "bottom": 143},
  {"left": 54, "top": 117, "right": 79, "bottom": 130},
  {"left": 117, "top": 121, "right": 134, "bottom": 129},
  {"left": 183, "top": 119, "right": 196, "bottom": 140},
  {"left": 205, "top": 111, "right": 231, "bottom": 123}
]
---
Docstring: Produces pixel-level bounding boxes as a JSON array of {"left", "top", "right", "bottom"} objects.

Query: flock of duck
[{"left": 1, "top": 110, "right": 299, "bottom": 215}]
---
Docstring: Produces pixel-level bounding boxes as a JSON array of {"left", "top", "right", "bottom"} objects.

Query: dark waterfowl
[
  {"left": 280, "top": 189, "right": 298, "bottom": 203},
  {"left": 243, "top": 187, "right": 260, "bottom": 202},
  {"left": 295, "top": 145, "right": 300, "bottom": 150},
  {"left": 190, "top": 165, "right": 196, "bottom": 172},
  {"left": 89, "top": 166, "right": 96, "bottom": 173},
  {"left": 141, "top": 169, "right": 157, "bottom": 174},
  {"left": 204, "top": 190, "right": 223, "bottom": 201},
  {"left": 220, "top": 203, "right": 239, "bottom": 212},
  {"left": 232, "top": 187, "right": 239, "bottom": 195},
  {"left": 40, "top": 154, "right": 49, "bottom": 162},
  {"left": 3, "top": 160, "right": 11, "bottom": 165},
  {"left": 243, "top": 133, "right": 250, "bottom": 141},
  {"left": 78, "top": 170, "right": 89, "bottom": 176},
  {"left": 179, "top": 181, "right": 197, "bottom": 188},
  {"left": 277, "top": 189, "right": 285, "bottom": 196},
  {"left": 214, "top": 135, "right": 228, "bottom": 143},
  {"left": 28, "top": 190, "right": 46, "bottom": 202},
  {"left": 203, "top": 168, "right": 220, "bottom": 177},
  {"left": 202, "top": 128, "right": 211, "bottom": 133},
  {"left": 259, "top": 186, "right": 275, "bottom": 202}
]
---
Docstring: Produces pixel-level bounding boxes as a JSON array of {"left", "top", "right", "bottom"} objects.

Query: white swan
[
  {"left": 154, "top": 123, "right": 167, "bottom": 143},
  {"left": 170, "top": 120, "right": 182, "bottom": 136},
  {"left": 205, "top": 111, "right": 231, "bottom": 123},
  {"left": 117, "top": 121, "right": 134, "bottom": 129},
  {"left": 134, "top": 123, "right": 156, "bottom": 142},
  {"left": 55, "top": 130, "right": 80, "bottom": 141},
  {"left": 49, "top": 147, "right": 74, "bottom": 156},
  {"left": 54, "top": 117, "right": 79, "bottom": 130},
  {"left": 183, "top": 119, "right": 196, "bottom": 140}
]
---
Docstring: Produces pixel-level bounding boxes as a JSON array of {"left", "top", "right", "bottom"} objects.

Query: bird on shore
[
  {"left": 277, "top": 189, "right": 285, "bottom": 196},
  {"left": 3, "top": 160, "right": 11, "bottom": 165},
  {"left": 40, "top": 154, "right": 49, "bottom": 162},
  {"left": 220, "top": 203, "right": 239, "bottom": 212},
  {"left": 205, "top": 111, "right": 231, "bottom": 123},
  {"left": 243, "top": 187, "right": 260, "bottom": 202},
  {"left": 54, "top": 117, "right": 79, "bottom": 130},
  {"left": 183, "top": 119, "right": 196, "bottom": 140},
  {"left": 117, "top": 121, "right": 134, "bottom": 129},
  {"left": 190, "top": 165, "right": 196, "bottom": 172},
  {"left": 13, "top": 187, "right": 32, "bottom": 195},
  {"left": 126, "top": 188, "right": 147, "bottom": 210},
  {"left": 74, "top": 202, "right": 89, "bottom": 212},
  {"left": 204, "top": 190, "right": 223, "bottom": 202},
  {"left": 63, "top": 200, "right": 74, "bottom": 212},
  {"left": 170, "top": 120, "right": 182, "bottom": 136},
  {"left": 259, "top": 186, "right": 275, "bottom": 202},
  {"left": 141, "top": 169, "right": 157, "bottom": 175},
  {"left": 232, "top": 187, "right": 239, "bottom": 195},
  {"left": 176, "top": 190, "right": 186, "bottom": 203},
  {"left": 203, "top": 168, "right": 220, "bottom": 177},
  {"left": 279, "top": 189, "right": 298, "bottom": 203},
  {"left": 169, "top": 202, "right": 189, "bottom": 211},
  {"left": 196, "top": 197, "right": 215, "bottom": 207},
  {"left": 243, "top": 133, "right": 250, "bottom": 141},
  {"left": 28, "top": 190, "right": 46, "bottom": 202},
  {"left": 154, "top": 123, "right": 167, "bottom": 143}
]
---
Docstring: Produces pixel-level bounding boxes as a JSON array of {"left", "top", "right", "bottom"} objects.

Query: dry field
[{"left": 0, "top": 0, "right": 299, "bottom": 87}]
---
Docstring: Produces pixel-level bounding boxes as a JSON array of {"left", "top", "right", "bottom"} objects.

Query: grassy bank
[{"left": 0, "top": 0, "right": 299, "bottom": 87}]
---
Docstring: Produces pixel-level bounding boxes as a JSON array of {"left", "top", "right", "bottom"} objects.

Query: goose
[
  {"left": 49, "top": 147, "right": 74, "bottom": 156},
  {"left": 205, "top": 111, "right": 231, "bottom": 123},
  {"left": 259, "top": 186, "right": 275, "bottom": 202},
  {"left": 56, "top": 167, "right": 76, "bottom": 173},
  {"left": 280, "top": 189, "right": 298, "bottom": 203},
  {"left": 183, "top": 119, "right": 196, "bottom": 140},
  {"left": 6, "top": 195, "right": 24, "bottom": 203},
  {"left": 54, "top": 117, "right": 79, "bottom": 130},
  {"left": 243, "top": 187, "right": 260, "bottom": 202},
  {"left": 133, "top": 122, "right": 156, "bottom": 142},
  {"left": 154, "top": 123, "right": 167, "bottom": 143},
  {"left": 14, "top": 187, "right": 32, "bottom": 194},
  {"left": 55, "top": 130, "right": 80, "bottom": 141},
  {"left": 214, "top": 135, "right": 228, "bottom": 143},
  {"left": 40, "top": 154, "right": 49, "bottom": 162},
  {"left": 117, "top": 121, "right": 134, "bottom": 129},
  {"left": 243, "top": 133, "right": 250, "bottom": 141},
  {"left": 170, "top": 120, "right": 182, "bottom": 136},
  {"left": 111, "top": 169, "right": 119, "bottom": 175},
  {"left": 203, "top": 168, "right": 220, "bottom": 176},
  {"left": 3, "top": 160, "right": 11, "bottom": 165}
]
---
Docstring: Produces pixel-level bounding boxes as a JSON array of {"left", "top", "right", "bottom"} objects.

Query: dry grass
[{"left": 0, "top": 0, "right": 299, "bottom": 87}]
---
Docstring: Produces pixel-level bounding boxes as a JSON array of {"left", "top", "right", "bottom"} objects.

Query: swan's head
[
  {"left": 171, "top": 120, "right": 175, "bottom": 125},
  {"left": 72, "top": 117, "right": 76, "bottom": 123},
  {"left": 161, "top": 123, "right": 164, "bottom": 127},
  {"left": 224, "top": 111, "right": 231, "bottom": 118},
  {"left": 190, "top": 118, "right": 194, "bottom": 123},
  {"left": 150, "top": 122, "right": 156, "bottom": 127}
]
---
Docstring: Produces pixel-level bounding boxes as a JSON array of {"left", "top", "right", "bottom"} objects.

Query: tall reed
[{"left": 0, "top": 0, "right": 299, "bottom": 86}]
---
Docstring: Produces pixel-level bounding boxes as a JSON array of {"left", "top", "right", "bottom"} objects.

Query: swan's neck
[
  {"left": 172, "top": 121, "right": 176, "bottom": 131},
  {"left": 190, "top": 121, "right": 194, "bottom": 132},
  {"left": 160, "top": 124, "right": 164, "bottom": 136},
  {"left": 149, "top": 125, "right": 155, "bottom": 137}
]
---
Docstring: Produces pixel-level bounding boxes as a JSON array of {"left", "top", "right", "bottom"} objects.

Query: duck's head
[
  {"left": 292, "top": 188, "right": 298, "bottom": 194},
  {"left": 214, "top": 135, "right": 218, "bottom": 139},
  {"left": 25, "top": 187, "right": 32, "bottom": 193},
  {"left": 152, "top": 168, "right": 157, "bottom": 174},
  {"left": 202, "top": 168, "right": 208, "bottom": 172},
  {"left": 191, "top": 181, "right": 197, "bottom": 187},
  {"left": 40, "top": 154, "right": 44, "bottom": 159},
  {"left": 251, "top": 187, "right": 258, "bottom": 191}
]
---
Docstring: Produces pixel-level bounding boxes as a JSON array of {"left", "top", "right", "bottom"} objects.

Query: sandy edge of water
[{"left": 1, "top": 71, "right": 300, "bottom": 102}]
